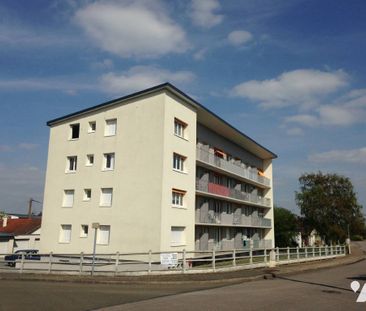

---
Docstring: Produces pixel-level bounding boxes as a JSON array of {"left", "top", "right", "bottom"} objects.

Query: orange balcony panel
[{"left": 208, "top": 183, "right": 229, "bottom": 197}]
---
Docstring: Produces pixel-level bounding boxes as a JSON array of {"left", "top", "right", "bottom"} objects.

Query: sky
[{"left": 0, "top": 0, "right": 365, "bottom": 215}]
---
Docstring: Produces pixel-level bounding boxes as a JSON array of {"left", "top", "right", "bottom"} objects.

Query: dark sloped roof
[
  {"left": 47, "top": 82, "right": 277, "bottom": 159},
  {"left": 0, "top": 218, "right": 41, "bottom": 235}
]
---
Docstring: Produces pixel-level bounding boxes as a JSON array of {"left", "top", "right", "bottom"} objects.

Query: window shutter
[
  {"left": 63, "top": 190, "right": 74, "bottom": 207},
  {"left": 97, "top": 225, "right": 110, "bottom": 244}
]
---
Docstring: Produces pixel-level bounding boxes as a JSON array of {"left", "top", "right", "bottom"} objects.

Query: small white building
[{"left": 0, "top": 217, "right": 41, "bottom": 254}]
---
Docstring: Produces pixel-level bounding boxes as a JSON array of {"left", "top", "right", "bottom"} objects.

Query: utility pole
[{"left": 28, "top": 198, "right": 42, "bottom": 218}]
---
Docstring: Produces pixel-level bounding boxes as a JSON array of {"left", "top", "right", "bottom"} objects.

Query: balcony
[
  {"left": 196, "top": 178, "right": 271, "bottom": 208},
  {"left": 196, "top": 210, "right": 271, "bottom": 228},
  {"left": 196, "top": 146, "right": 270, "bottom": 188}
]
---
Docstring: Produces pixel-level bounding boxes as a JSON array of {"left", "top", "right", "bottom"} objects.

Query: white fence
[{"left": 0, "top": 245, "right": 346, "bottom": 276}]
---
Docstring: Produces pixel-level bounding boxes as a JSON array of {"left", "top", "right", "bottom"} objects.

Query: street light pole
[
  {"left": 347, "top": 224, "right": 351, "bottom": 254},
  {"left": 91, "top": 222, "right": 100, "bottom": 276}
]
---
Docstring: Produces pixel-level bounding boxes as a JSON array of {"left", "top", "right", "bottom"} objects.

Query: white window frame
[
  {"left": 70, "top": 123, "right": 80, "bottom": 140},
  {"left": 103, "top": 153, "right": 115, "bottom": 171},
  {"left": 66, "top": 156, "right": 77, "bottom": 172},
  {"left": 62, "top": 190, "right": 74, "bottom": 207},
  {"left": 100, "top": 188, "right": 113, "bottom": 207},
  {"left": 88, "top": 121, "right": 96, "bottom": 133},
  {"left": 174, "top": 118, "right": 187, "bottom": 139},
  {"left": 173, "top": 153, "right": 186, "bottom": 172},
  {"left": 59, "top": 224, "right": 72, "bottom": 243},
  {"left": 86, "top": 154, "right": 94, "bottom": 166},
  {"left": 171, "top": 226, "right": 186, "bottom": 246},
  {"left": 172, "top": 189, "right": 186, "bottom": 208},
  {"left": 83, "top": 189, "right": 91, "bottom": 201},
  {"left": 96, "top": 225, "right": 110, "bottom": 245},
  {"left": 104, "top": 119, "right": 117, "bottom": 136},
  {"left": 80, "top": 225, "right": 89, "bottom": 238}
]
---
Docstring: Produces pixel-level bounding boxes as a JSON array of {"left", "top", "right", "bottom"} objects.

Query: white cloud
[
  {"left": 0, "top": 77, "right": 95, "bottom": 93},
  {"left": 309, "top": 147, "right": 366, "bottom": 164},
  {"left": 190, "top": 0, "right": 223, "bottom": 28},
  {"left": 318, "top": 105, "right": 358, "bottom": 126},
  {"left": 232, "top": 69, "right": 348, "bottom": 109},
  {"left": 100, "top": 66, "right": 195, "bottom": 94},
  {"left": 18, "top": 143, "right": 39, "bottom": 151},
  {"left": 91, "top": 58, "right": 114, "bottom": 70},
  {"left": 285, "top": 114, "right": 319, "bottom": 127},
  {"left": 0, "top": 143, "right": 39, "bottom": 153},
  {"left": 286, "top": 127, "right": 304, "bottom": 136},
  {"left": 193, "top": 48, "right": 208, "bottom": 60},
  {"left": 75, "top": 1, "right": 189, "bottom": 58},
  {"left": 286, "top": 88, "right": 366, "bottom": 128},
  {"left": 228, "top": 30, "right": 253, "bottom": 46}
]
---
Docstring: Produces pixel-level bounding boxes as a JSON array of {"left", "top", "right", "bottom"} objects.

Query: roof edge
[
  {"left": 47, "top": 82, "right": 277, "bottom": 159},
  {"left": 46, "top": 83, "right": 171, "bottom": 126}
]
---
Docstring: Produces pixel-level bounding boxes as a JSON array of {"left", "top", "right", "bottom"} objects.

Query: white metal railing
[
  {"left": 196, "top": 178, "right": 271, "bottom": 207},
  {"left": 196, "top": 146, "right": 270, "bottom": 187},
  {"left": 0, "top": 245, "right": 346, "bottom": 276}
]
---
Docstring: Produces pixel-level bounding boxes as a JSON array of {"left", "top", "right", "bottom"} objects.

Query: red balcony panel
[{"left": 208, "top": 183, "right": 229, "bottom": 197}]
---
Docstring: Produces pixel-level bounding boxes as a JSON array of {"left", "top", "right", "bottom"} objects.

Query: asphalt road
[
  {"left": 105, "top": 258, "right": 366, "bottom": 311},
  {"left": 0, "top": 250, "right": 365, "bottom": 311},
  {"left": 0, "top": 279, "right": 235, "bottom": 311}
]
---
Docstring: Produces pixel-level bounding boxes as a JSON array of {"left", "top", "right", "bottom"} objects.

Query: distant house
[{"left": 0, "top": 217, "right": 41, "bottom": 254}]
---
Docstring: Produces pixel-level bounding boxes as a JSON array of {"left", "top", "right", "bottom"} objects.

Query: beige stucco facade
[{"left": 40, "top": 84, "right": 276, "bottom": 254}]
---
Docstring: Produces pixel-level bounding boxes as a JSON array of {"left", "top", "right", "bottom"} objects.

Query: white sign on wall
[{"left": 160, "top": 253, "right": 178, "bottom": 266}]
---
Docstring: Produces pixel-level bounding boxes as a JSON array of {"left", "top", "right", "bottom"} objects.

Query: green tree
[
  {"left": 274, "top": 206, "right": 298, "bottom": 247},
  {"left": 295, "top": 172, "right": 365, "bottom": 243}
]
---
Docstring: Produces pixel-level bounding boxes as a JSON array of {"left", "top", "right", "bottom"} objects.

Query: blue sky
[{"left": 0, "top": 0, "right": 365, "bottom": 215}]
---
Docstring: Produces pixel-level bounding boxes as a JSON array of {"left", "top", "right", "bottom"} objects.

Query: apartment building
[{"left": 40, "top": 83, "right": 276, "bottom": 254}]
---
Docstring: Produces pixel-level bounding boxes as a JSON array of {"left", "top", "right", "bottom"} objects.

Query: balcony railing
[
  {"left": 196, "top": 178, "right": 271, "bottom": 208},
  {"left": 196, "top": 146, "right": 270, "bottom": 187},
  {"left": 196, "top": 211, "right": 271, "bottom": 228}
]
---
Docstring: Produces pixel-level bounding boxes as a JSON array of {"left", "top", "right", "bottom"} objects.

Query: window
[
  {"left": 225, "top": 203, "right": 233, "bottom": 214},
  {"left": 88, "top": 121, "right": 96, "bottom": 133},
  {"left": 59, "top": 224, "right": 72, "bottom": 243},
  {"left": 172, "top": 189, "right": 186, "bottom": 207},
  {"left": 174, "top": 118, "right": 187, "bottom": 138},
  {"left": 226, "top": 178, "right": 235, "bottom": 189},
  {"left": 105, "top": 119, "right": 117, "bottom": 136},
  {"left": 100, "top": 188, "right": 113, "bottom": 206},
  {"left": 70, "top": 124, "right": 80, "bottom": 140},
  {"left": 62, "top": 190, "right": 74, "bottom": 207},
  {"left": 103, "top": 153, "right": 115, "bottom": 170},
  {"left": 173, "top": 153, "right": 186, "bottom": 172},
  {"left": 66, "top": 156, "right": 77, "bottom": 172},
  {"left": 171, "top": 226, "right": 186, "bottom": 246},
  {"left": 83, "top": 189, "right": 91, "bottom": 201},
  {"left": 212, "top": 173, "right": 223, "bottom": 185},
  {"left": 86, "top": 154, "right": 94, "bottom": 166},
  {"left": 97, "top": 225, "right": 110, "bottom": 245},
  {"left": 80, "top": 225, "right": 89, "bottom": 238}
]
